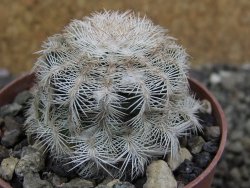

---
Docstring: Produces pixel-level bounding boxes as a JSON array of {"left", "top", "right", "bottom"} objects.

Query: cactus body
[{"left": 26, "top": 11, "right": 202, "bottom": 179}]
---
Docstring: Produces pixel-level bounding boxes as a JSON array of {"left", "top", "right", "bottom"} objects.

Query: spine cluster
[{"left": 26, "top": 11, "right": 202, "bottom": 179}]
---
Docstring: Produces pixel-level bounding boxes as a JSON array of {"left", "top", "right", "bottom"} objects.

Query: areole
[{"left": 0, "top": 73, "right": 227, "bottom": 188}]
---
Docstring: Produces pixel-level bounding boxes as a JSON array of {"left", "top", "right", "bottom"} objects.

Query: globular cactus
[{"left": 26, "top": 11, "right": 202, "bottom": 180}]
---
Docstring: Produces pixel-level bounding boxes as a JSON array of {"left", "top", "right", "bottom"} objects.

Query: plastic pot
[{"left": 0, "top": 73, "right": 227, "bottom": 188}]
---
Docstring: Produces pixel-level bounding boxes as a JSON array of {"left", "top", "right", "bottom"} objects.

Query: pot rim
[
  {"left": 0, "top": 74, "right": 227, "bottom": 188},
  {"left": 185, "top": 78, "right": 227, "bottom": 188}
]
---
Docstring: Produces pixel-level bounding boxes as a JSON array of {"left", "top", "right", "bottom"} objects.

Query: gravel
[{"left": 190, "top": 64, "right": 250, "bottom": 188}]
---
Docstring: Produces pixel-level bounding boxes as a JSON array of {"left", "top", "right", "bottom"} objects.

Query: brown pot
[{"left": 0, "top": 73, "right": 227, "bottom": 188}]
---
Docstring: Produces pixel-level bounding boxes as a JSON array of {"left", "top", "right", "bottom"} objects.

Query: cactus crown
[{"left": 26, "top": 11, "right": 202, "bottom": 180}]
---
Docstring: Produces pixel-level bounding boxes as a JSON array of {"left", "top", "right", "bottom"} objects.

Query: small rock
[
  {"left": 227, "top": 141, "right": 244, "bottom": 154},
  {"left": 42, "top": 172, "right": 68, "bottom": 187},
  {"left": 61, "top": 178, "right": 95, "bottom": 188},
  {"left": 167, "top": 147, "right": 192, "bottom": 170},
  {"left": 95, "top": 177, "right": 120, "bottom": 188},
  {"left": 14, "top": 90, "right": 33, "bottom": 105},
  {"left": 193, "top": 152, "right": 212, "bottom": 168},
  {"left": 209, "top": 73, "right": 221, "bottom": 84},
  {"left": 176, "top": 173, "right": 196, "bottom": 185},
  {"left": 0, "top": 156, "right": 19, "bottom": 181},
  {"left": 11, "top": 138, "right": 29, "bottom": 158},
  {"left": 230, "top": 130, "right": 243, "bottom": 141},
  {"left": 175, "top": 160, "right": 194, "bottom": 174},
  {"left": 242, "top": 137, "right": 250, "bottom": 150},
  {"left": 0, "top": 103, "right": 22, "bottom": 117},
  {"left": 0, "top": 145, "right": 9, "bottom": 162},
  {"left": 23, "top": 172, "right": 53, "bottom": 188},
  {"left": 200, "top": 99, "right": 212, "bottom": 114},
  {"left": 3, "top": 116, "right": 23, "bottom": 131},
  {"left": 177, "top": 182, "right": 185, "bottom": 188},
  {"left": 1, "top": 117, "right": 23, "bottom": 147},
  {"left": 240, "top": 166, "right": 249, "bottom": 180},
  {"left": 174, "top": 160, "right": 202, "bottom": 185},
  {"left": 113, "top": 181, "right": 135, "bottom": 188},
  {"left": 192, "top": 166, "right": 203, "bottom": 176},
  {"left": 106, "top": 179, "right": 120, "bottom": 187},
  {"left": 204, "top": 126, "right": 221, "bottom": 140},
  {"left": 202, "top": 141, "right": 218, "bottom": 153},
  {"left": 1, "top": 129, "right": 22, "bottom": 148},
  {"left": 229, "top": 168, "right": 241, "bottom": 182},
  {"left": 15, "top": 146, "right": 45, "bottom": 177},
  {"left": 244, "top": 119, "right": 250, "bottom": 134},
  {"left": 187, "top": 136, "right": 205, "bottom": 154},
  {"left": 144, "top": 160, "right": 177, "bottom": 188}
]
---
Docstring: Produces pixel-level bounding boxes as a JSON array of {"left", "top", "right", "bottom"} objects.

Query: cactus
[{"left": 26, "top": 11, "right": 202, "bottom": 180}]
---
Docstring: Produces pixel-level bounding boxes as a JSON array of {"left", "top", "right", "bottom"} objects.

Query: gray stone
[
  {"left": 0, "top": 156, "right": 19, "bottom": 181},
  {"left": 42, "top": 172, "right": 67, "bottom": 187},
  {"left": 167, "top": 147, "right": 192, "bottom": 170},
  {"left": 61, "top": 178, "right": 94, "bottom": 188},
  {"left": 242, "top": 137, "right": 250, "bottom": 150},
  {"left": 240, "top": 166, "right": 249, "bottom": 180},
  {"left": 4, "top": 116, "right": 23, "bottom": 131},
  {"left": 187, "top": 136, "right": 205, "bottom": 154},
  {"left": 14, "top": 90, "right": 33, "bottom": 105},
  {"left": 229, "top": 130, "right": 243, "bottom": 141},
  {"left": 143, "top": 160, "right": 177, "bottom": 188},
  {"left": 51, "top": 174, "right": 68, "bottom": 187},
  {"left": 15, "top": 146, "right": 45, "bottom": 177},
  {"left": 113, "top": 182, "right": 135, "bottom": 188},
  {"left": 204, "top": 126, "right": 221, "bottom": 139},
  {"left": 106, "top": 179, "right": 120, "bottom": 187},
  {"left": 23, "top": 172, "right": 53, "bottom": 188},
  {"left": 209, "top": 73, "right": 221, "bottom": 84},
  {"left": 228, "top": 141, "right": 244, "bottom": 154},
  {"left": 1, "top": 129, "right": 22, "bottom": 148},
  {"left": 200, "top": 99, "right": 212, "bottom": 114},
  {"left": 0, "top": 103, "right": 22, "bottom": 117},
  {"left": 229, "top": 168, "right": 241, "bottom": 182},
  {"left": 96, "top": 178, "right": 121, "bottom": 188},
  {"left": 0, "top": 145, "right": 9, "bottom": 162},
  {"left": 244, "top": 119, "right": 250, "bottom": 134}
]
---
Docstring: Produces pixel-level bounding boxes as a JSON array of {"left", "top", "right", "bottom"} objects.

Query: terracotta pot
[{"left": 0, "top": 73, "right": 227, "bottom": 188}]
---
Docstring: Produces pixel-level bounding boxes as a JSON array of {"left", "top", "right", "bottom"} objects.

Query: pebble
[
  {"left": 167, "top": 147, "right": 192, "bottom": 170},
  {"left": 0, "top": 156, "right": 19, "bottom": 181},
  {"left": 0, "top": 145, "right": 9, "bottom": 162},
  {"left": 193, "top": 152, "right": 212, "bottom": 168},
  {"left": 45, "top": 173, "right": 68, "bottom": 187},
  {"left": 204, "top": 126, "right": 221, "bottom": 140},
  {"left": 15, "top": 146, "right": 45, "bottom": 177},
  {"left": 187, "top": 136, "right": 205, "bottom": 154},
  {"left": 229, "top": 168, "right": 241, "bottom": 182},
  {"left": 1, "top": 129, "right": 23, "bottom": 148},
  {"left": 60, "top": 178, "right": 94, "bottom": 188},
  {"left": 143, "top": 160, "right": 177, "bottom": 188},
  {"left": 0, "top": 103, "right": 22, "bottom": 117},
  {"left": 14, "top": 90, "right": 33, "bottom": 105},
  {"left": 200, "top": 99, "right": 212, "bottom": 114},
  {"left": 113, "top": 181, "right": 135, "bottom": 188},
  {"left": 23, "top": 172, "right": 53, "bottom": 188},
  {"left": 227, "top": 141, "right": 244, "bottom": 154},
  {"left": 202, "top": 141, "right": 218, "bottom": 153}
]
